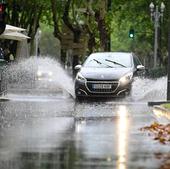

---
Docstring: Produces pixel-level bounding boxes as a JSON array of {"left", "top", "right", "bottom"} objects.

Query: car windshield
[{"left": 83, "top": 53, "right": 132, "bottom": 68}]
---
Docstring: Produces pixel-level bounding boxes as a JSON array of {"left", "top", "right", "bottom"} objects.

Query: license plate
[{"left": 93, "top": 84, "right": 112, "bottom": 89}]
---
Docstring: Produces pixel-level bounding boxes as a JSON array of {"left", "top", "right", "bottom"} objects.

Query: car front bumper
[{"left": 75, "top": 79, "right": 132, "bottom": 98}]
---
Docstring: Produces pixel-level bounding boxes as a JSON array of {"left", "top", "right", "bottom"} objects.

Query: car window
[{"left": 83, "top": 53, "right": 132, "bottom": 68}]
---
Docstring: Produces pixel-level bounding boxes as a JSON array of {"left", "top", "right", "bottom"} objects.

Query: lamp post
[
  {"left": 167, "top": 2, "right": 170, "bottom": 100},
  {"left": 149, "top": 2, "right": 165, "bottom": 68}
]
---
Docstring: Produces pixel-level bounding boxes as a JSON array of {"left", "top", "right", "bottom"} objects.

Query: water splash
[
  {"left": 130, "top": 76, "right": 167, "bottom": 101},
  {"left": 35, "top": 57, "right": 75, "bottom": 97},
  {"left": 6, "top": 57, "right": 37, "bottom": 87},
  {"left": 4, "top": 57, "right": 167, "bottom": 101},
  {"left": 5, "top": 56, "right": 75, "bottom": 98}
]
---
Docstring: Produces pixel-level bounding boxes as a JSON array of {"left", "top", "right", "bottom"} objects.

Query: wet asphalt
[{"left": 0, "top": 92, "right": 169, "bottom": 169}]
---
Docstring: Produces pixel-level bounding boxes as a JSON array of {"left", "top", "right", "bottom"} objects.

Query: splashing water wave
[
  {"left": 4, "top": 56, "right": 167, "bottom": 101},
  {"left": 130, "top": 76, "right": 167, "bottom": 101},
  {"left": 5, "top": 56, "right": 75, "bottom": 98}
]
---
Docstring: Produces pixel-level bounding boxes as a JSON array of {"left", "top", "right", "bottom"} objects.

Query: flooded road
[
  {"left": 0, "top": 92, "right": 169, "bottom": 169},
  {"left": 0, "top": 57, "right": 169, "bottom": 169}
]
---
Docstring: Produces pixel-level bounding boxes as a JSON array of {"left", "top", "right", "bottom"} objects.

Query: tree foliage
[{"left": 3, "top": 0, "right": 170, "bottom": 67}]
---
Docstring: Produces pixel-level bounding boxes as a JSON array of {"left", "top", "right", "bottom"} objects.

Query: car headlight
[
  {"left": 48, "top": 71, "right": 53, "bottom": 76},
  {"left": 76, "top": 72, "right": 86, "bottom": 82},
  {"left": 119, "top": 72, "right": 133, "bottom": 84},
  {"left": 37, "top": 70, "right": 42, "bottom": 77}
]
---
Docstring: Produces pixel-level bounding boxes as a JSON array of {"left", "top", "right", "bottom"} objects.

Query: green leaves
[{"left": 4, "top": 0, "right": 170, "bottom": 65}]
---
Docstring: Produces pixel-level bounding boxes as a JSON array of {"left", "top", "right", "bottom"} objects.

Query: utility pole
[
  {"left": 154, "top": 6, "right": 158, "bottom": 68},
  {"left": 149, "top": 2, "right": 165, "bottom": 68},
  {"left": 167, "top": 28, "right": 170, "bottom": 100},
  {"left": 167, "top": 1, "right": 170, "bottom": 100}
]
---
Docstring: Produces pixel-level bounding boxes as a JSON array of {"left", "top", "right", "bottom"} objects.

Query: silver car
[{"left": 74, "top": 52, "right": 145, "bottom": 99}]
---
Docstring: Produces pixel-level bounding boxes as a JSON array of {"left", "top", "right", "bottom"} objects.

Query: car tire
[{"left": 75, "top": 95, "right": 83, "bottom": 102}]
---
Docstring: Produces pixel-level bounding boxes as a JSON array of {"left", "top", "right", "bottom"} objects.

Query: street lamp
[{"left": 149, "top": 2, "right": 165, "bottom": 68}]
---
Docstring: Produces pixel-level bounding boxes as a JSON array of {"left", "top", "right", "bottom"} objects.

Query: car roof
[
  {"left": 88, "top": 52, "right": 133, "bottom": 59},
  {"left": 90, "top": 52, "right": 132, "bottom": 55}
]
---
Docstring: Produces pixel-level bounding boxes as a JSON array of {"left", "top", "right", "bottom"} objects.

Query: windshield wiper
[
  {"left": 93, "top": 59, "right": 113, "bottom": 68},
  {"left": 93, "top": 59, "right": 102, "bottom": 64},
  {"left": 105, "top": 59, "right": 127, "bottom": 68}
]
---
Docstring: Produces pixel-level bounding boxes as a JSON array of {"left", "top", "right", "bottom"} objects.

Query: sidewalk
[
  {"left": 148, "top": 101, "right": 170, "bottom": 121},
  {"left": 153, "top": 105, "right": 170, "bottom": 121}
]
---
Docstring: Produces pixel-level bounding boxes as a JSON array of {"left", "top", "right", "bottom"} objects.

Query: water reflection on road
[
  {"left": 0, "top": 94, "right": 169, "bottom": 169},
  {"left": 117, "top": 106, "right": 129, "bottom": 169},
  {"left": 74, "top": 104, "right": 130, "bottom": 169}
]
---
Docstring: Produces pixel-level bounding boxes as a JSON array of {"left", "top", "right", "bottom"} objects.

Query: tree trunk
[
  {"left": 94, "top": 1, "right": 110, "bottom": 51},
  {"left": 11, "top": 0, "right": 19, "bottom": 26},
  {"left": 50, "top": 0, "right": 62, "bottom": 40},
  {"left": 28, "top": 8, "right": 42, "bottom": 56},
  {"left": 62, "top": 0, "right": 82, "bottom": 75}
]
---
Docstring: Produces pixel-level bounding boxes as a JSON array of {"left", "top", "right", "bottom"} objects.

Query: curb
[
  {"left": 153, "top": 105, "right": 170, "bottom": 120},
  {"left": 148, "top": 101, "right": 170, "bottom": 106}
]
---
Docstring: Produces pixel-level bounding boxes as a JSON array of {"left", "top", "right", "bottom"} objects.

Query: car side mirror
[
  {"left": 74, "top": 65, "right": 82, "bottom": 70},
  {"left": 137, "top": 65, "right": 145, "bottom": 71}
]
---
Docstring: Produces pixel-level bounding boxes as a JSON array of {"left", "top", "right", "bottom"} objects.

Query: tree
[
  {"left": 2, "top": 0, "right": 170, "bottom": 70},
  {"left": 4, "top": 0, "right": 50, "bottom": 56}
]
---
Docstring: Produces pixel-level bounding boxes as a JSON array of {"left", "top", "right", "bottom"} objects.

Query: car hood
[{"left": 79, "top": 67, "right": 133, "bottom": 80}]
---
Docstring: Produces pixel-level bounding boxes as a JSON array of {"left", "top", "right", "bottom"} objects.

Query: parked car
[{"left": 74, "top": 52, "right": 145, "bottom": 99}]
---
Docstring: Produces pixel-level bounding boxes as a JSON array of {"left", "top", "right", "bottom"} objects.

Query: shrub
[{"left": 145, "top": 67, "right": 167, "bottom": 78}]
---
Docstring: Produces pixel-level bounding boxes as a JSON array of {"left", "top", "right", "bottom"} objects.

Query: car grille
[{"left": 86, "top": 81, "right": 119, "bottom": 93}]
